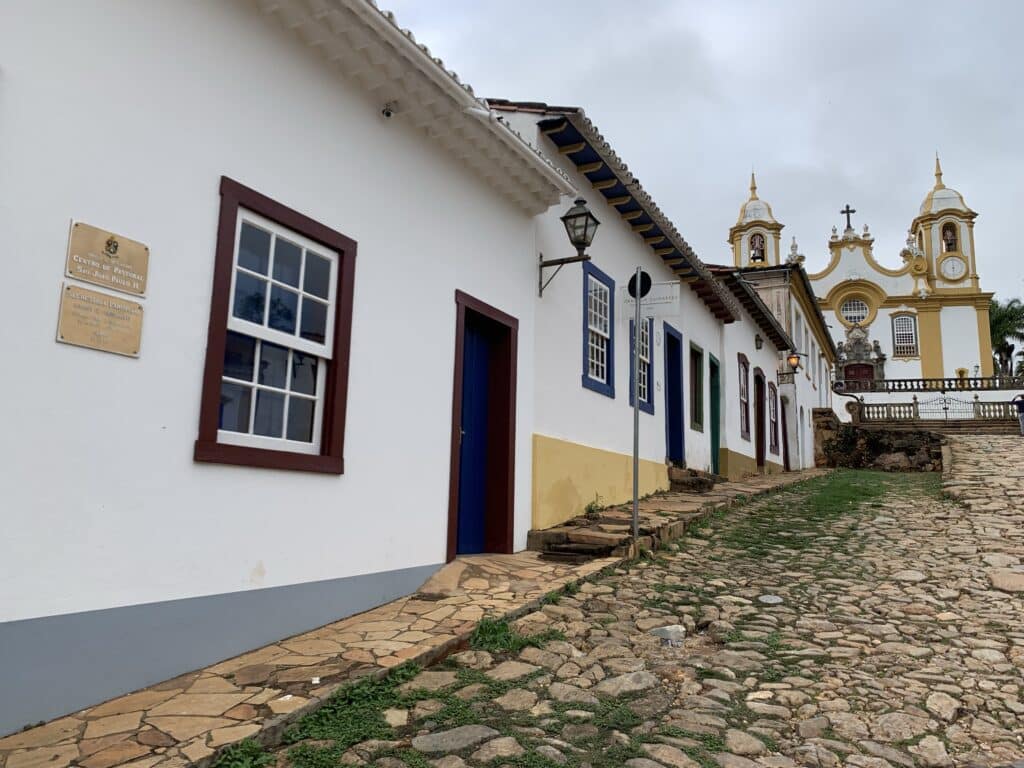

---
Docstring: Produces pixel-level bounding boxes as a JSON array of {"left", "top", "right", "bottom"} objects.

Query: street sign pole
[{"left": 632, "top": 266, "right": 641, "bottom": 544}]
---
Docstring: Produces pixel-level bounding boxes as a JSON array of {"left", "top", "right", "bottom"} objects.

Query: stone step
[
  {"left": 536, "top": 550, "right": 596, "bottom": 565},
  {"left": 667, "top": 465, "right": 717, "bottom": 494},
  {"left": 544, "top": 541, "right": 618, "bottom": 557}
]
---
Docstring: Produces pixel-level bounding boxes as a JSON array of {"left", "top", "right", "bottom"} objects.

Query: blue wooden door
[
  {"left": 709, "top": 358, "right": 721, "bottom": 475},
  {"left": 457, "top": 318, "right": 492, "bottom": 555},
  {"left": 664, "top": 324, "right": 685, "bottom": 464}
]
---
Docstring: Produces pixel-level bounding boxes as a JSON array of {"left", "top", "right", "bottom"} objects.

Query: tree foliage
[{"left": 989, "top": 298, "right": 1024, "bottom": 374}]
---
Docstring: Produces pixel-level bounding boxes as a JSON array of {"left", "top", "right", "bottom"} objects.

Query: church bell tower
[
  {"left": 729, "top": 173, "right": 784, "bottom": 268},
  {"left": 909, "top": 156, "right": 979, "bottom": 290}
]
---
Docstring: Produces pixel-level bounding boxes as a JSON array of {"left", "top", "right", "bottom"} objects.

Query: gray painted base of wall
[{"left": 0, "top": 562, "right": 440, "bottom": 737}]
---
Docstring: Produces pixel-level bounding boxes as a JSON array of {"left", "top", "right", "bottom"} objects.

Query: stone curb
[{"left": 197, "top": 469, "right": 826, "bottom": 768}]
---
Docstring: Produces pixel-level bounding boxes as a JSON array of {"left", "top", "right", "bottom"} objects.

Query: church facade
[
  {"left": 807, "top": 160, "right": 994, "bottom": 388},
  {"left": 727, "top": 161, "right": 996, "bottom": 406}
]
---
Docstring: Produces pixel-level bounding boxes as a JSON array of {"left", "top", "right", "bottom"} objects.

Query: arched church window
[
  {"left": 891, "top": 315, "right": 918, "bottom": 357},
  {"left": 941, "top": 223, "right": 958, "bottom": 253},
  {"left": 840, "top": 298, "right": 869, "bottom": 325},
  {"left": 749, "top": 233, "right": 766, "bottom": 263}
]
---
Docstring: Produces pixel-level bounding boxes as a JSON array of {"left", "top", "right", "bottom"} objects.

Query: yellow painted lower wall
[
  {"left": 532, "top": 433, "right": 669, "bottom": 531},
  {"left": 976, "top": 305, "right": 995, "bottom": 376},
  {"left": 718, "top": 448, "right": 785, "bottom": 481},
  {"left": 917, "top": 308, "right": 944, "bottom": 378}
]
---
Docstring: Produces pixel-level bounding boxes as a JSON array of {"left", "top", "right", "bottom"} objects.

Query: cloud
[{"left": 384, "top": 0, "right": 1024, "bottom": 298}]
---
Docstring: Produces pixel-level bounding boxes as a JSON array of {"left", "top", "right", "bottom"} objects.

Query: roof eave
[{"left": 257, "top": 0, "right": 576, "bottom": 214}]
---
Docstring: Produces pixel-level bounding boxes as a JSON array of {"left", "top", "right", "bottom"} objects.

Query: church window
[
  {"left": 767, "top": 383, "right": 779, "bottom": 454},
  {"left": 582, "top": 262, "right": 615, "bottom": 397},
  {"left": 840, "top": 299, "right": 869, "bottom": 325},
  {"left": 749, "top": 233, "right": 766, "bottom": 263},
  {"left": 892, "top": 315, "right": 919, "bottom": 358},
  {"left": 195, "top": 176, "right": 356, "bottom": 474},
  {"left": 917, "top": 230, "right": 924, "bottom": 251},
  {"left": 941, "top": 223, "right": 958, "bottom": 253},
  {"left": 738, "top": 354, "right": 750, "bottom": 440}
]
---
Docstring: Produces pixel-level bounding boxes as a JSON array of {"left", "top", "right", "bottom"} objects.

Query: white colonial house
[
  {"left": 0, "top": 0, "right": 575, "bottom": 735},
  {"left": 1, "top": 1, "right": 842, "bottom": 740},
  {"left": 490, "top": 102, "right": 814, "bottom": 527}
]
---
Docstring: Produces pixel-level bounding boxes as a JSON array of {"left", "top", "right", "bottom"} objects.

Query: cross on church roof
[{"left": 840, "top": 204, "right": 856, "bottom": 230}]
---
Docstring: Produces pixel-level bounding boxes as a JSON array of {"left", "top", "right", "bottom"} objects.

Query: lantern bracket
[{"left": 539, "top": 252, "right": 591, "bottom": 297}]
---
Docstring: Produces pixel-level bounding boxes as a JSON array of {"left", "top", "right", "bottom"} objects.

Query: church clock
[{"left": 939, "top": 256, "right": 967, "bottom": 281}]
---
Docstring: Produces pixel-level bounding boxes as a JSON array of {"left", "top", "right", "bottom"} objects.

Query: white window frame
[
  {"left": 841, "top": 299, "right": 869, "bottom": 325},
  {"left": 587, "top": 275, "right": 611, "bottom": 383},
  {"left": 636, "top": 319, "right": 651, "bottom": 404},
  {"left": 892, "top": 314, "right": 919, "bottom": 358},
  {"left": 218, "top": 208, "right": 339, "bottom": 455}
]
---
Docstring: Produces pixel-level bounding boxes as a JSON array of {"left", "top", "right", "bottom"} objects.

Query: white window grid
[
  {"left": 219, "top": 209, "right": 339, "bottom": 455},
  {"left": 220, "top": 337, "right": 327, "bottom": 454},
  {"left": 587, "top": 276, "right": 611, "bottom": 383},
  {"left": 768, "top": 387, "right": 778, "bottom": 449},
  {"left": 893, "top": 315, "right": 919, "bottom": 357},
  {"left": 636, "top": 320, "right": 651, "bottom": 403},
  {"left": 227, "top": 209, "right": 339, "bottom": 358},
  {"left": 841, "top": 299, "right": 869, "bottom": 324}
]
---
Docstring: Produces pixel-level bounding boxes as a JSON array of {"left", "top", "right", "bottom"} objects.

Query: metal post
[{"left": 632, "top": 266, "right": 641, "bottom": 544}]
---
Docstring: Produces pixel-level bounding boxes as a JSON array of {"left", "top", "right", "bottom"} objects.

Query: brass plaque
[
  {"left": 56, "top": 284, "right": 143, "bottom": 357},
  {"left": 66, "top": 221, "right": 149, "bottom": 296}
]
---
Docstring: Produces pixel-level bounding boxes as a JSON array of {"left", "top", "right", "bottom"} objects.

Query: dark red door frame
[
  {"left": 446, "top": 290, "right": 518, "bottom": 562},
  {"left": 753, "top": 369, "right": 766, "bottom": 470}
]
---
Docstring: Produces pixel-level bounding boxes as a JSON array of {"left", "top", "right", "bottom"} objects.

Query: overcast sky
[{"left": 385, "top": 0, "right": 1022, "bottom": 300}]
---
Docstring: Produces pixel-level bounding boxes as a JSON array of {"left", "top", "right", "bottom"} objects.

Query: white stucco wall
[
  {"left": 719, "top": 318, "right": 786, "bottom": 467},
  {"left": 500, "top": 112, "right": 726, "bottom": 474},
  {"left": 0, "top": 1, "right": 547, "bottom": 622},
  {"left": 941, "top": 305, "right": 984, "bottom": 375}
]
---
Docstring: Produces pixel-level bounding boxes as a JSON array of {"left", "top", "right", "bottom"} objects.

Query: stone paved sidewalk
[
  {"left": 232, "top": 438, "right": 1020, "bottom": 768},
  {"left": 0, "top": 469, "right": 819, "bottom": 768}
]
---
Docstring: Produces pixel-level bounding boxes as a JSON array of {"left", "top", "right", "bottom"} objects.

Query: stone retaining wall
[{"left": 813, "top": 408, "right": 944, "bottom": 471}]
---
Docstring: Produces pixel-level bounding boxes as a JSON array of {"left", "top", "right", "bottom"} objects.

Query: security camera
[{"left": 382, "top": 102, "right": 395, "bottom": 119}]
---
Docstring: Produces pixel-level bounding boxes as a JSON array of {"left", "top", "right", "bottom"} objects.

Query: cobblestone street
[{"left": 261, "top": 437, "right": 1024, "bottom": 768}]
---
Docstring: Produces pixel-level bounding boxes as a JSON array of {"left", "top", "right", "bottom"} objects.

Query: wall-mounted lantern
[
  {"left": 539, "top": 198, "right": 600, "bottom": 297},
  {"left": 787, "top": 350, "right": 803, "bottom": 371},
  {"left": 755, "top": 334, "right": 764, "bottom": 350}
]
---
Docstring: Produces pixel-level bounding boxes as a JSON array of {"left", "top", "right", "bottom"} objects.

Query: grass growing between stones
[
  {"left": 210, "top": 739, "right": 274, "bottom": 768},
  {"left": 714, "top": 470, "right": 938, "bottom": 560},
  {"left": 470, "top": 617, "right": 565, "bottom": 654},
  {"left": 284, "top": 663, "right": 421, "bottom": 746}
]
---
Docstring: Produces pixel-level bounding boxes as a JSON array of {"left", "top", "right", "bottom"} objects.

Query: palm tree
[{"left": 990, "top": 298, "right": 1024, "bottom": 374}]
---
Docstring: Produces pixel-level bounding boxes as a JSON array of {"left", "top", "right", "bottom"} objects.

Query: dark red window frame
[
  {"left": 738, "top": 353, "right": 750, "bottom": 441},
  {"left": 193, "top": 177, "right": 356, "bottom": 474}
]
